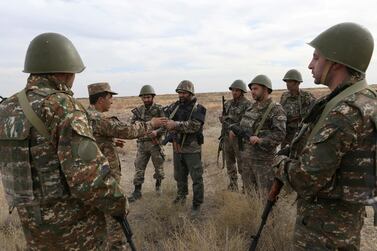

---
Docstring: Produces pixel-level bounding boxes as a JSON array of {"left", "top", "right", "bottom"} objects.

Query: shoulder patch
[{"left": 78, "top": 138, "right": 98, "bottom": 162}]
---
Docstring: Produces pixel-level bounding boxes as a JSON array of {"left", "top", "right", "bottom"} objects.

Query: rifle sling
[
  {"left": 308, "top": 80, "right": 372, "bottom": 141},
  {"left": 16, "top": 89, "right": 50, "bottom": 139},
  {"left": 180, "top": 101, "right": 198, "bottom": 149},
  {"left": 254, "top": 101, "right": 274, "bottom": 136}
]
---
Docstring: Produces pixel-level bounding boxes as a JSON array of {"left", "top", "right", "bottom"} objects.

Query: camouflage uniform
[
  {"left": 165, "top": 97, "right": 206, "bottom": 207},
  {"left": 131, "top": 103, "right": 165, "bottom": 186},
  {"left": 86, "top": 100, "right": 153, "bottom": 250},
  {"left": 239, "top": 97, "right": 286, "bottom": 192},
  {"left": 0, "top": 75, "right": 126, "bottom": 250},
  {"left": 274, "top": 80, "right": 377, "bottom": 250},
  {"left": 221, "top": 96, "right": 252, "bottom": 189},
  {"left": 280, "top": 90, "right": 316, "bottom": 147}
]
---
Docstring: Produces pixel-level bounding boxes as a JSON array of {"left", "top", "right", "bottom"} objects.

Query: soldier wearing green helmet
[
  {"left": 274, "top": 22, "right": 377, "bottom": 251},
  {"left": 237, "top": 74, "right": 286, "bottom": 192},
  {"left": 280, "top": 69, "right": 316, "bottom": 147},
  {"left": 0, "top": 33, "right": 128, "bottom": 250},
  {"left": 165, "top": 80, "right": 207, "bottom": 217},
  {"left": 219, "top": 79, "right": 251, "bottom": 191},
  {"left": 128, "top": 84, "right": 166, "bottom": 202}
]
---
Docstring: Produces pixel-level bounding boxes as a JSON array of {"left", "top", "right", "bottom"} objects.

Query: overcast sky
[{"left": 1, "top": 0, "right": 376, "bottom": 97}]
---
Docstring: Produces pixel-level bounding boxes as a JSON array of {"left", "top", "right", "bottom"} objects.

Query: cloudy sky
[{"left": 1, "top": 0, "right": 376, "bottom": 97}]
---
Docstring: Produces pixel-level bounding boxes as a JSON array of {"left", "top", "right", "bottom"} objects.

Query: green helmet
[
  {"left": 308, "top": 22, "right": 374, "bottom": 74},
  {"left": 176, "top": 80, "right": 194, "bottom": 95},
  {"left": 139, "top": 85, "right": 156, "bottom": 96},
  {"left": 24, "top": 32, "right": 85, "bottom": 74},
  {"left": 283, "top": 69, "right": 303, "bottom": 82},
  {"left": 249, "top": 74, "right": 272, "bottom": 92},
  {"left": 229, "top": 79, "right": 247, "bottom": 93}
]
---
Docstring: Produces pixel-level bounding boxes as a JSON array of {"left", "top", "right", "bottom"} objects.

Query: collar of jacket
[{"left": 25, "top": 74, "right": 74, "bottom": 96}]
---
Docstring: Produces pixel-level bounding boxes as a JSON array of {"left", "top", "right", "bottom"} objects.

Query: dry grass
[{"left": 1, "top": 86, "right": 377, "bottom": 250}]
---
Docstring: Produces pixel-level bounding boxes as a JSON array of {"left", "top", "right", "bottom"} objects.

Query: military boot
[
  {"left": 191, "top": 204, "right": 201, "bottom": 218},
  {"left": 155, "top": 179, "right": 162, "bottom": 195},
  {"left": 128, "top": 185, "right": 142, "bottom": 203},
  {"left": 172, "top": 196, "right": 186, "bottom": 205}
]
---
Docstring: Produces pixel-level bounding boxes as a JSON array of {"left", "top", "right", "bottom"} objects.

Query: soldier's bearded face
[
  {"left": 178, "top": 91, "right": 192, "bottom": 103},
  {"left": 141, "top": 95, "right": 154, "bottom": 106},
  {"left": 250, "top": 84, "right": 265, "bottom": 101},
  {"left": 309, "top": 49, "right": 328, "bottom": 85},
  {"left": 231, "top": 89, "right": 242, "bottom": 99}
]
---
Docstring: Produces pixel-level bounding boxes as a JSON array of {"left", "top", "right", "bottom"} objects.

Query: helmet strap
[{"left": 320, "top": 61, "right": 334, "bottom": 85}]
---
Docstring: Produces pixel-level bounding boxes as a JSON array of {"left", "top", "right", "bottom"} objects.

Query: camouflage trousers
[
  {"left": 133, "top": 141, "right": 165, "bottom": 186},
  {"left": 17, "top": 199, "right": 107, "bottom": 251},
  {"left": 105, "top": 214, "right": 126, "bottom": 251},
  {"left": 224, "top": 136, "right": 243, "bottom": 182},
  {"left": 173, "top": 152, "right": 204, "bottom": 206},
  {"left": 293, "top": 199, "right": 364, "bottom": 251},
  {"left": 240, "top": 144, "right": 274, "bottom": 193}
]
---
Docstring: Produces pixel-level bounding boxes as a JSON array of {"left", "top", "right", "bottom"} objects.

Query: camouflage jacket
[
  {"left": 278, "top": 80, "right": 377, "bottom": 204},
  {"left": 131, "top": 103, "right": 165, "bottom": 141},
  {"left": 165, "top": 97, "right": 206, "bottom": 153},
  {"left": 239, "top": 97, "right": 286, "bottom": 158},
  {"left": 0, "top": 75, "right": 125, "bottom": 215},
  {"left": 280, "top": 89, "right": 316, "bottom": 128},
  {"left": 222, "top": 96, "right": 252, "bottom": 133},
  {"left": 87, "top": 105, "right": 152, "bottom": 180}
]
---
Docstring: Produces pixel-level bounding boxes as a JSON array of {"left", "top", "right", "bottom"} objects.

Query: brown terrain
[{"left": 1, "top": 86, "right": 376, "bottom": 250}]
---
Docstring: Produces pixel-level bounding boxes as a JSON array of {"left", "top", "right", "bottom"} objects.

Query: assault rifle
[
  {"left": 249, "top": 179, "right": 284, "bottom": 251},
  {"left": 113, "top": 215, "right": 137, "bottom": 251},
  {"left": 161, "top": 130, "right": 182, "bottom": 153},
  {"left": 217, "top": 96, "right": 226, "bottom": 168},
  {"left": 228, "top": 123, "right": 252, "bottom": 144},
  {"left": 131, "top": 107, "right": 165, "bottom": 160}
]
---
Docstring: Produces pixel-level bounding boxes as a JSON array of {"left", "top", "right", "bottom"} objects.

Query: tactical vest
[
  {"left": 304, "top": 80, "right": 377, "bottom": 204},
  {"left": 170, "top": 99, "right": 205, "bottom": 146},
  {"left": 0, "top": 89, "right": 69, "bottom": 208}
]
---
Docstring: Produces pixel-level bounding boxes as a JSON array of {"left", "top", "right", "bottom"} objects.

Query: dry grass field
[{"left": 1, "top": 86, "right": 377, "bottom": 250}]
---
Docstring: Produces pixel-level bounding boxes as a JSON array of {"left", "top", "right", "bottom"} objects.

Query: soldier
[
  {"left": 128, "top": 85, "right": 166, "bottom": 202},
  {"left": 238, "top": 75, "right": 286, "bottom": 192},
  {"left": 0, "top": 33, "right": 127, "bottom": 250},
  {"left": 219, "top": 80, "right": 252, "bottom": 191},
  {"left": 280, "top": 69, "right": 316, "bottom": 147},
  {"left": 165, "top": 80, "right": 206, "bottom": 216},
  {"left": 86, "top": 82, "right": 166, "bottom": 250},
  {"left": 274, "top": 22, "right": 376, "bottom": 250}
]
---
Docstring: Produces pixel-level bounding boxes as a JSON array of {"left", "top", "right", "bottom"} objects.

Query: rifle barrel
[{"left": 249, "top": 179, "right": 283, "bottom": 251}]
